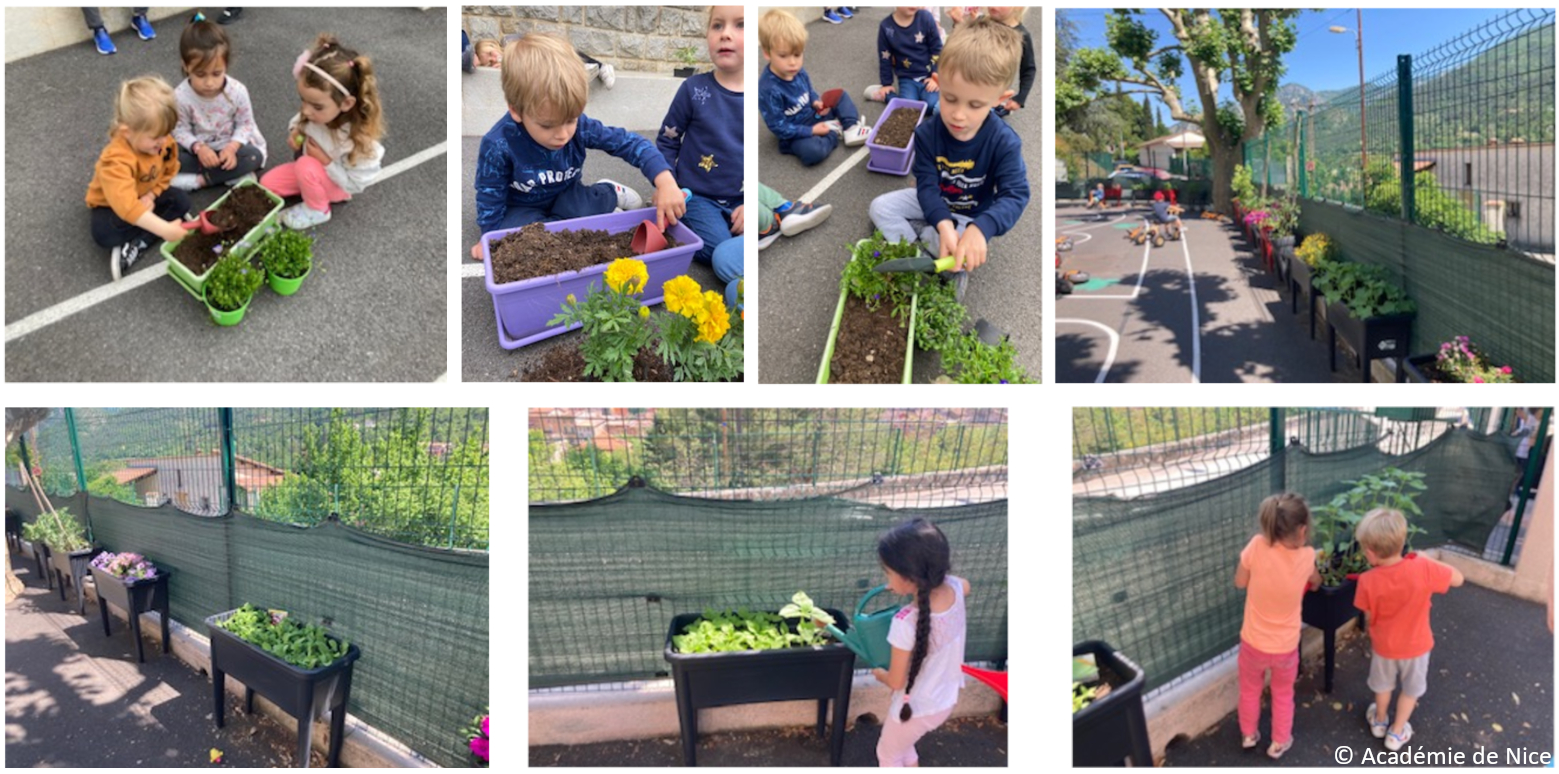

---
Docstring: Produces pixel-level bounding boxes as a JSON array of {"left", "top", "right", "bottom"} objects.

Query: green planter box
[
  {"left": 816, "top": 285, "right": 916, "bottom": 385},
  {"left": 162, "top": 180, "right": 284, "bottom": 299}
]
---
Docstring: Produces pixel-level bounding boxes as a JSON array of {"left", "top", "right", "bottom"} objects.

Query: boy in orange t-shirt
[{"left": 1354, "top": 508, "right": 1463, "bottom": 751}]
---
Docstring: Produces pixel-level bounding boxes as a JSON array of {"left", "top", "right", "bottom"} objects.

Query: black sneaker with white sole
[
  {"left": 110, "top": 237, "right": 151, "bottom": 281},
  {"left": 778, "top": 202, "right": 833, "bottom": 236}
]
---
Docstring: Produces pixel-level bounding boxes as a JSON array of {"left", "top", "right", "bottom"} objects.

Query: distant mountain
[{"left": 1276, "top": 83, "right": 1349, "bottom": 116}]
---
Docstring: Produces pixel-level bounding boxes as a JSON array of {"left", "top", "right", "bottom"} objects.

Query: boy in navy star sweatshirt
[
  {"left": 867, "top": 17, "right": 1029, "bottom": 294},
  {"left": 470, "top": 33, "right": 685, "bottom": 257},
  {"left": 760, "top": 9, "right": 870, "bottom": 167},
  {"left": 864, "top": 7, "right": 943, "bottom": 114}
]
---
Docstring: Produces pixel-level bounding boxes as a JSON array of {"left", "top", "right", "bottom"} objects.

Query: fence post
[
  {"left": 1397, "top": 54, "right": 1415, "bottom": 224},
  {"left": 1297, "top": 111, "right": 1308, "bottom": 198},
  {"left": 17, "top": 434, "right": 32, "bottom": 474},
  {"left": 219, "top": 408, "right": 237, "bottom": 514},
  {"left": 1503, "top": 409, "right": 1550, "bottom": 566},
  {"left": 1269, "top": 408, "right": 1287, "bottom": 492},
  {"left": 63, "top": 409, "right": 88, "bottom": 496},
  {"left": 449, "top": 482, "right": 460, "bottom": 550}
]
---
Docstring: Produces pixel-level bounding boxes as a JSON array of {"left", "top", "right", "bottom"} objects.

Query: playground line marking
[
  {"left": 6, "top": 142, "right": 448, "bottom": 344},
  {"left": 798, "top": 147, "right": 869, "bottom": 205},
  {"left": 1056, "top": 318, "right": 1118, "bottom": 384},
  {"left": 1181, "top": 227, "right": 1202, "bottom": 383},
  {"left": 461, "top": 264, "right": 486, "bottom": 279},
  {"left": 1059, "top": 225, "right": 1152, "bottom": 301}
]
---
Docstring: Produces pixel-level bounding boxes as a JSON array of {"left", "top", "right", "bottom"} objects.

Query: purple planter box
[
  {"left": 866, "top": 98, "right": 928, "bottom": 175},
  {"left": 481, "top": 208, "right": 703, "bottom": 349}
]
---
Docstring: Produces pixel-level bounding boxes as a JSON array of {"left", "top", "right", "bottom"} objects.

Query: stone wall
[{"left": 461, "top": 6, "right": 711, "bottom": 75}]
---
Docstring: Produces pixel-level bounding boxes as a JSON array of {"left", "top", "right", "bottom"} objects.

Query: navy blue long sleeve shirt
[
  {"left": 912, "top": 114, "right": 1030, "bottom": 240},
  {"left": 759, "top": 65, "right": 820, "bottom": 142},
  {"left": 878, "top": 10, "right": 942, "bottom": 87},
  {"left": 474, "top": 112, "right": 671, "bottom": 234},
  {"left": 656, "top": 72, "right": 743, "bottom": 202}
]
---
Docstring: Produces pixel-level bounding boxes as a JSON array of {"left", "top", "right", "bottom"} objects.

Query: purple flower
[
  {"left": 873, "top": 251, "right": 881, "bottom": 257},
  {"left": 999, "top": 379, "right": 1009, "bottom": 384}
]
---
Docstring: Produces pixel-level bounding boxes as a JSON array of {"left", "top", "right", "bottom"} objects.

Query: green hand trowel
[
  {"left": 823, "top": 585, "right": 903, "bottom": 669},
  {"left": 873, "top": 255, "right": 956, "bottom": 274}
]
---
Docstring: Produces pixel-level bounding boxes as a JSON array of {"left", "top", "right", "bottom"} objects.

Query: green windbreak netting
[
  {"left": 5, "top": 488, "right": 489, "bottom": 768},
  {"left": 529, "top": 485, "right": 1008, "bottom": 688},
  {"left": 1299, "top": 199, "right": 1555, "bottom": 383},
  {"left": 1074, "top": 428, "right": 1520, "bottom": 691}
]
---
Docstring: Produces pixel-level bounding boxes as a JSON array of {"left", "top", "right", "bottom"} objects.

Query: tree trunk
[{"left": 1209, "top": 142, "right": 1241, "bottom": 214}]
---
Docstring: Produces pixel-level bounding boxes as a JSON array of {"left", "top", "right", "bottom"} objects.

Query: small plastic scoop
[
  {"left": 178, "top": 210, "right": 236, "bottom": 236},
  {"left": 820, "top": 88, "right": 843, "bottom": 110},
  {"left": 629, "top": 188, "right": 693, "bottom": 255}
]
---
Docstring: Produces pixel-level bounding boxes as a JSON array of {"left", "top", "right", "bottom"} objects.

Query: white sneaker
[
  {"left": 599, "top": 179, "right": 642, "bottom": 210},
  {"left": 842, "top": 124, "right": 871, "bottom": 146},
  {"left": 863, "top": 84, "right": 888, "bottom": 102},
  {"left": 281, "top": 202, "right": 331, "bottom": 229},
  {"left": 599, "top": 63, "right": 616, "bottom": 89},
  {"left": 224, "top": 172, "right": 257, "bottom": 187},
  {"left": 170, "top": 173, "right": 201, "bottom": 191},
  {"left": 822, "top": 119, "right": 844, "bottom": 136},
  {"left": 1384, "top": 723, "right": 1413, "bottom": 751},
  {"left": 1366, "top": 703, "right": 1390, "bottom": 739}
]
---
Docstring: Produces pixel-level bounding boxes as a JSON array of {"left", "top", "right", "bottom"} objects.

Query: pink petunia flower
[
  {"left": 1474, "top": 376, "right": 1484, "bottom": 383},
  {"left": 1501, "top": 366, "right": 1512, "bottom": 374},
  {"left": 482, "top": 716, "right": 488, "bottom": 737},
  {"left": 470, "top": 737, "right": 489, "bottom": 762}
]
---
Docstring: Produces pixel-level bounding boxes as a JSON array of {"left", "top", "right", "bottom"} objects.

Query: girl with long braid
[{"left": 873, "top": 518, "right": 970, "bottom": 767}]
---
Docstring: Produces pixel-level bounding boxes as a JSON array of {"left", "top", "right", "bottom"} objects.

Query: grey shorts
[{"left": 1368, "top": 651, "right": 1430, "bottom": 698}]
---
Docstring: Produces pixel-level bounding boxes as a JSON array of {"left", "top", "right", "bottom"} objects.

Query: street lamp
[{"left": 1330, "top": 10, "right": 1367, "bottom": 192}]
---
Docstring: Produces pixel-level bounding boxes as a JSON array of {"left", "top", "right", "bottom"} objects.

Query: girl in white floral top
[{"left": 171, "top": 16, "right": 267, "bottom": 191}]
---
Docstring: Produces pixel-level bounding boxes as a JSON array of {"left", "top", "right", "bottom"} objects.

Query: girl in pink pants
[
  {"left": 262, "top": 34, "right": 385, "bottom": 230},
  {"left": 1233, "top": 493, "right": 1322, "bottom": 759}
]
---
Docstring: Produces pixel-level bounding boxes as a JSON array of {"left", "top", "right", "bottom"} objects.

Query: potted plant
[
  {"left": 89, "top": 551, "right": 171, "bottom": 663},
  {"left": 547, "top": 258, "right": 656, "bottom": 382},
  {"left": 818, "top": 238, "right": 918, "bottom": 384},
  {"left": 1398, "top": 335, "right": 1517, "bottom": 383},
  {"left": 19, "top": 518, "right": 54, "bottom": 589},
  {"left": 1313, "top": 262, "right": 1416, "bottom": 382},
  {"left": 1303, "top": 468, "right": 1427, "bottom": 691},
  {"left": 673, "top": 45, "right": 700, "bottom": 78},
  {"left": 652, "top": 274, "right": 742, "bottom": 382},
  {"left": 38, "top": 508, "right": 95, "bottom": 614},
  {"left": 259, "top": 230, "right": 314, "bottom": 296},
  {"left": 207, "top": 603, "right": 361, "bottom": 768},
  {"left": 1289, "top": 232, "right": 1334, "bottom": 327},
  {"left": 665, "top": 592, "right": 854, "bottom": 766},
  {"left": 202, "top": 252, "right": 266, "bottom": 327},
  {"left": 482, "top": 212, "right": 702, "bottom": 349},
  {"left": 463, "top": 709, "right": 489, "bottom": 768},
  {"left": 865, "top": 98, "right": 928, "bottom": 175},
  {"left": 1073, "top": 641, "right": 1151, "bottom": 766},
  {"left": 162, "top": 179, "right": 285, "bottom": 299}
]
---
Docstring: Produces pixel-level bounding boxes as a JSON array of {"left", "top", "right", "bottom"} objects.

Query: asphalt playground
[
  {"left": 756, "top": 6, "right": 1043, "bottom": 383},
  {"left": 3, "top": 8, "right": 447, "bottom": 382},
  {"left": 1054, "top": 199, "right": 1360, "bottom": 383}
]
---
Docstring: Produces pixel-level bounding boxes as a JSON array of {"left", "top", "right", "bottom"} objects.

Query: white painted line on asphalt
[
  {"left": 798, "top": 147, "right": 869, "bottom": 204},
  {"left": 1181, "top": 228, "right": 1203, "bottom": 383},
  {"left": 6, "top": 142, "right": 449, "bottom": 344},
  {"left": 1061, "top": 225, "right": 1153, "bottom": 300},
  {"left": 461, "top": 264, "right": 486, "bottom": 278},
  {"left": 1056, "top": 318, "right": 1118, "bottom": 384}
]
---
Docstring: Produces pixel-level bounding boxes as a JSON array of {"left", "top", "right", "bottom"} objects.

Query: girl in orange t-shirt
[{"left": 1233, "top": 493, "right": 1322, "bottom": 759}]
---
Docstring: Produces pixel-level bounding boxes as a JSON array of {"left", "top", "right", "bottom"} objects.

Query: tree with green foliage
[{"left": 1059, "top": 9, "right": 1302, "bottom": 212}]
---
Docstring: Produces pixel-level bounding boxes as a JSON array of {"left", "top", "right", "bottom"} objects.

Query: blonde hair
[
  {"left": 759, "top": 9, "right": 806, "bottom": 55},
  {"left": 938, "top": 15, "right": 1022, "bottom": 90},
  {"left": 107, "top": 76, "right": 178, "bottom": 141},
  {"left": 297, "top": 33, "right": 385, "bottom": 165},
  {"left": 1356, "top": 508, "right": 1407, "bottom": 559},
  {"left": 996, "top": 7, "right": 1029, "bottom": 24},
  {"left": 502, "top": 33, "right": 588, "bottom": 120},
  {"left": 1258, "top": 492, "right": 1311, "bottom": 546},
  {"left": 473, "top": 38, "right": 501, "bottom": 61}
]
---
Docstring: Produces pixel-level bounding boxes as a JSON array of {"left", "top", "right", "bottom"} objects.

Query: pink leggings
[
  {"left": 259, "top": 156, "right": 349, "bottom": 213},
  {"left": 876, "top": 699, "right": 953, "bottom": 767},
  {"left": 1238, "top": 639, "right": 1299, "bottom": 744}
]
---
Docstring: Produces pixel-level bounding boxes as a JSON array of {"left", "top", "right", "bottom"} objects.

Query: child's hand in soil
[
  {"left": 951, "top": 225, "right": 988, "bottom": 272},
  {"left": 728, "top": 205, "right": 744, "bottom": 236},
  {"left": 217, "top": 143, "right": 239, "bottom": 170},
  {"left": 303, "top": 137, "right": 331, "bottom": 165},
  {"left": 195, "top": 143, "right": 222, "bottom": 170},
  {"left": 652, "top": 176, "right": 686, "bottom": 230}
]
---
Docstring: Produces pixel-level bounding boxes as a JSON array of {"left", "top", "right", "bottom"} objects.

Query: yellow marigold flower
[
  {"left": 695, "top": 293, "right": 730, "bottom": 343},
  {"left": 638, "top": 305, "right": 650, "bottom": 319},
  {"left": 604, "top": 258, "right": 649, "bottom": 295},
  {"left": 663, "top": 275, "right": 703, "bottom": 315},
  {"left": 566, "top": 293, "right": 577, "bottom": 304}
]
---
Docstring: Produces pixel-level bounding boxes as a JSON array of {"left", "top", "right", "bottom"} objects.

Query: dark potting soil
[
  {"left": 829, "top": 296, "right": 907, "bottom": 383},
  {"left": 170, "top": 184, "right": 275, "bottom": 274},
  {"left": 872, "top": 107, "right": 920, "bottom": 149},
  {"left": 521, "top": 344, "right": 674, "bottom": 382},
  {"left": 489, "top": 222, "right": 677, "bottom": 285}
]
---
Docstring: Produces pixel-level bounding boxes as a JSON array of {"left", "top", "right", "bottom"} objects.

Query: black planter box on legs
[
  {"left": 1073, "top": 640, "right": 1152, "bottom": 767},
  {"left": 664, "top": 609, "right": 854, "bottom": 766},
  {"left": 91, "top": 566, "right": 172, "bottom": 663},
  {"left": 1301, "top": 581, "right": 1362, "bottom": 693},
  {"left": 48, "top": 544, "right": 98, "bottom": 615},
  {"left": 1326, "top": 301, "right": 1415, "bottom": 383},
  {"left": 206, "top": 608, "right": 361, "bottom": 768}
]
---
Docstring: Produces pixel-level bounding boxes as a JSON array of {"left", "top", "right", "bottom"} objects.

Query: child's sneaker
[
  {"left": 170, "top": 173, "right": 202, "bottom": 191},
  {"left": 864, "top": 84, "right": 889, "bottom": 102},
  {"left": 1385, "top": 723, "right": 1413, "bottom": 751},
  {"left": 757, "top": 218, "right": 781, "bottom": 250},
  {"left": 1241, "top": 730, "right": 1260, "bottom": 749},
  {"left": 779, "top": 202, "right": 832, "bottom": 236},
  {"left": 821, "top": 119, "right": 844, "bottom": 136},
  {"left": 218, "top": 7, "right": 244, "bottom": 24},
  {"left": 131, "top": 14, "right": 155, "bottom": 40},
  {"left": 224, "top": 172, "right": 257, "bottom": 187},
  {"left": 93, "top": 27, "right": 116, "bottom": 55},
  {"left": 598, "top": 63, "right": 616, "bottom": 89},
  {"left": 281, "top": 202, "right": 331, "bottom": 229},
  {"left": 1365, "top": 703, "right": 1390, "bottom": 739},
  {"left": 1267, "top": 738, "right": 1293, "bottom": 760},
  {"left": 599, "top": 179, "right": 643, "bottom": 210},
  {"left": 842, "top": 124, "right": 871, "bottom": 146},
  {"left": 822, "top": 9, "right": 843, "bottom": 24},
  {"left": 110, "top": 237, "right": 151, "bottom": 281},
  {"left": 837, "top": 7, "right": 855, "bottom": 19}
]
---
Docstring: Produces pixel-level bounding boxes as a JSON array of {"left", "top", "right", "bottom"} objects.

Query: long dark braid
[{"left": 877, "top": 518, "right": 951, "bottom": 722}]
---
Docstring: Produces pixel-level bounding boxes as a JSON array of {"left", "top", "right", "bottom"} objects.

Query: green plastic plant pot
[
  {"left": 162, "top": 179, "right": 285, "bottom": 299},
  {"left": 266, "top": 262, "right": 312, "bottom": 296},
  {"left": 204, "top": 289, "right": 253, "bottom": 327},
  {"left": 816, "top": 240, "right": 917, "bottom": 384}
]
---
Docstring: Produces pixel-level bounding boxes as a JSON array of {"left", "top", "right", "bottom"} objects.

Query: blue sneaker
[
  {"left": 822, "top": 10, "right": 843, "bottom": 24},
  {"left": 131, "top": 14, "right": 155, "bottom": 41},
  {"left": 837, "top": 7, "right": 854, "bottom": 19},
  {"left": 93, "top": 27, "right": 116, "bottom": 55}
]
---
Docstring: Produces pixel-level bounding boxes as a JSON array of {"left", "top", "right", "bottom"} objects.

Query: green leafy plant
[
  {"left": 940, "top": 329, "right": 1036, "bottom": 384},
  {"left": 547, "top": 258, "right": 654, "bottom": 382},
  {"left": 840, "top": 234, "right": 919, "bottom": 315},
  {"left": 777, "top": 590, "right": 836, "bottom": 647},
  {"left": 1432, "top": 335, "right": 1515, "bottom": 383},
  {"left": 673, "top": 592, "right": 837, "bottom": 653},
  {"left": 1230, "top": 163, "right": 1256, "bottom": 206},
  {"left": 204, "top": 253, "right": 264, "bottom": 312},
  {"left": 1265, "top": 195, "right": 1299, "bottom": 238},
  {"left": 21, "top": 507, "right": 89, "bottom": 552},
  {"left": 674, "top": 45, "right": 700, "bottom": 67},
  {"left": 1073, "top": 681, "right": 1099, "bottom": 713},
  {"left": 1312, "top": 261, "right": 1415, "bottom": 320},
  {"left": 912, "top": 279, "right": 969, "bottom": 353},
  {"left": 1312, "top": 468, "right": 1428, "bottom": 587},
  {"left": 217, "top": 603, "right": 351, "bottom": 669},
  {"left": 259, "top": 230, "right": 314, "bottom": 280}
]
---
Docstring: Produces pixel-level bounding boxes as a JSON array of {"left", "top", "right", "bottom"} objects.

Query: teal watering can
[{"left": 824, "top": 585, "right": 902, "bottom": 669}]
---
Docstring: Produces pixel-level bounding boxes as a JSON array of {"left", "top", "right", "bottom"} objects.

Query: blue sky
[{"left": 1062, "top": 8, "right": 1524, "bottom": 119}]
